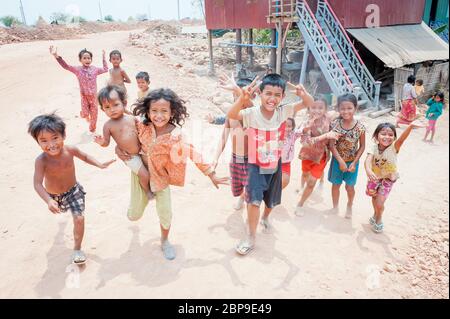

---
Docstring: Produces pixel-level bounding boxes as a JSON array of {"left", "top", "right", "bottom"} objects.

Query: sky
[{"left": 0, "top": 0, "right": 204, "bottom": 24}]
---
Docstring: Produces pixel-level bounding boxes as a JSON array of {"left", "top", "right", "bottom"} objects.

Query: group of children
[{"left": 29, "top": 47, "right": 444, "bottom": 264}]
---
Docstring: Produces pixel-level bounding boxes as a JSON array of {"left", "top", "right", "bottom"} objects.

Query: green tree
[
  {"left": 104, "top": 15, "right": 114, "bottom": 22},
  {"left": 0, "top": 15, "right": 22, "bottom": 27},
  {"left": 50, "top": 12, "right": 69, "bottom": 24}
]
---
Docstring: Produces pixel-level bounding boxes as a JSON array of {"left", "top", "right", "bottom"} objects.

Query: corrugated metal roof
[{"left": 347, "top": 22, "right": 449, "bottom": 68}]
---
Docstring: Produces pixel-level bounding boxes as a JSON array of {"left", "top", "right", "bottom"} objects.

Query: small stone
[
  {"left": 2, "top": 230, "right": 8, "bottom": 234},
  {"left": 384, "top": 264, "right": 396, "bottom": 273}
]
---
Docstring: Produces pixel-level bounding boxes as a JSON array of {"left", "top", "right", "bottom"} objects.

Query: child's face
[
  {"left": 79, "top": 53, "right": 92, "bottom": 67},
  {"left": 110, "top": 54, "right": 122, "bottom": 67},
  {"left": 137, "top": 78, "right": 150, "bottom": 92},
  {"left": 310, "top": 101, "right": 327, "bottom": 119},
  {"left": 435, "top": 96, "right": 442, "bottom": 102},
  {"left": 377, "top": 127, "right": 396, "bottom": 148},
  {"left": 37, "top": 130, "right": 65, "bottom": 156},
  {"left": 415, "top": 81, "right": 422, "bottom": 87},
  {"left": 149, "top": 99, "right": 172, "bottom": 128},
  {"left": 260, "top": 85, "right": 285, "bottom": 113},
  {"left": 285, "top": 119, "right": 294, "bottom": 134},
  {"left": 338, "top": 101, "right": 357, "bottom": 120},
  {"left": 101, "top": 91, "right": 126, "bottom": 119}
]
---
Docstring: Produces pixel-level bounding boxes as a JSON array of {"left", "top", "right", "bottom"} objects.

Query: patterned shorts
[
  {"left": 49, "top": 183, "right": 86, "bottom": 216},
  {"left": 230, "top": 154, "right": 248, "bottom": 197},
  {"left": 366, "top": 179, "right": 395, "bottom": 198}
]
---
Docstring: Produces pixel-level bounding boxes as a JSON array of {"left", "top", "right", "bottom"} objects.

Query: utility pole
[
  {"left": 19, "top": 0, "right": 27, "bottom": 25},
  {"left": 177, "top": 0, "right": 180, "bottom": 20},
  {"left": 98, "top": 1, "right": 103, "bottom": 21}
]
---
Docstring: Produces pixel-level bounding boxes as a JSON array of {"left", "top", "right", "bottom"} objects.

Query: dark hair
[
  {"left": 78, "top": 48, "right": 93, "bottom": 60},
  {"left": 415, "top": 79, "right": 424, "bottom": 86},
  {"left": 28, "top": 113, "right": 66, "bottom": 141},
  {"left": 337, "top": 93, "right": 358, "bottom": 109},
  {"left": 407, "top": 75, "right": 416, "bottom": 84},
  {"left": 236, "top": 78, "right": 253, "bottom": 88},
  {"left": 372, "top": 122, "right": 397, "bottom": 140},
  {"left": 109, "top": 50, "right": 122, "bottom": 60},
  {"left": 286, "top": 117, "right": 296, "bottom": 128},
  {"left": 97, "top": 85, "right": 127, "bottom": 110},
  {"left": 133, "top": 88, "right": 189, "bottom": 127},
  {"left": 260, "top": 73, "right": 286, "bottom": 93},
  {"left": 136, "top": 71, "right": 150, "bottom": 83},
  {"left": 435, "top": 91, "right": 445, "bottom": 101}
]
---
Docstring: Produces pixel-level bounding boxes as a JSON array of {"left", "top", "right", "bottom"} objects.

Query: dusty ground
[{"left": 0, "top": 27, "right": 448, "bottom": 299}]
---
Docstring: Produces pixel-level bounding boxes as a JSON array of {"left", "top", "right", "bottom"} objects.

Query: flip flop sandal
[
  {"left": 372, "top": 222, "right": 384, "bottom": 234},
  {"left": 369, "top": 216, "right": 376, "bottom": 225},
  {"left": 72, "top": 250, "right": 87, "bottom": 265},
  {"left": 235, "top": 239, "right": 254, "bottom": 255}
]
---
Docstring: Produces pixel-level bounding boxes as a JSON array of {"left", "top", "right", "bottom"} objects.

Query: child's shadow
[
  {"left": 207, "top": 210, "right": 300, "bottom": 290},
  {"left": 291, "top": 206, "right": 356, "bottom": 236},
  {"left": 356, "top": 224, "right": 396, "bottom": 260},
  {"left": 91, "top": 225, "right": 185, "bottom": 290},
  {"left": 35, "top": 221, "right": 86, "bottom": 298}
]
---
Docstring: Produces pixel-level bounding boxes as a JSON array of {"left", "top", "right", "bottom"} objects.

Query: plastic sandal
[
  {"left": 72, "top": 250, "right": 87, "bottom": 265},
  {"left": 235, "top": 239, "right": 254, "bottom": 255},
  {"left": 372, "top": 222, "right": 384, "bottom": 233},
  {"left": 369, "top": 216, "right": 376, "bottom": 225},
  {"left": 161, "top": 240, "right": 176, "bottom": 260}
]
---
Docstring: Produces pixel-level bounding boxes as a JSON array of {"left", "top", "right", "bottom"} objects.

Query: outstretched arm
[
  {"left": 50, "top": 45, "right": 78, "bottom": 74},
  {"left": 94, "top": 124, "right": 112, "bottom": 147},
  {"left": 394, "top": 120, "right": 426, "bottom": 152},
  {"left": 69, "top": 145, "right": 116, "bottom": 169}
]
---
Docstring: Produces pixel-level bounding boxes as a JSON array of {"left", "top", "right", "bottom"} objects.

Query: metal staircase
[
  {"left": 267, "top": 0, "right": 381, "bottom": 108},
  {"left": 315, "top": 0, "right": 381, "bottom": 108}
]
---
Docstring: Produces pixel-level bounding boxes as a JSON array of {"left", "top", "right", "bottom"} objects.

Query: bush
[
  {"left": 0, "top": 15, "right": 22, "bottom": 27},
  {"left": 104, "top": 15, "right": 114, "bottom": 22},
  {"left": 254, "top": 29, "right": 272, "bottom": 45},
  {"left": 50, "top": 12, "right": 69, "bottom": 24}
]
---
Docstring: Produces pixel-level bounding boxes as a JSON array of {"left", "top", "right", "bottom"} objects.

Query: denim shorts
[{"left": 245, "top": 160, "right": 282, "bottom": 208}]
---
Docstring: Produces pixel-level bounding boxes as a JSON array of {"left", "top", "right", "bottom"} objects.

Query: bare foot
[
  {"left": 295, "top": 205, "right": 305, "bottom": 217},
  {"left": 233, "top": 196, "right": 245, "bottom": 210},
  {"left": 345, "top": 205, "right": 353, "bottom": 219}
]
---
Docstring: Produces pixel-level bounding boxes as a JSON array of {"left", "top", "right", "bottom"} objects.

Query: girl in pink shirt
[{"left": 49, "top": 46, "right": 108, "bottom": 132}]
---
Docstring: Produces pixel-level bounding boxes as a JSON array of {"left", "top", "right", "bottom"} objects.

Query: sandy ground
[{"left": 0, "top": 30, "right": 448, "bottom": 299}]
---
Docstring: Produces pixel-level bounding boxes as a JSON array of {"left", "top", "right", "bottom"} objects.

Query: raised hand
[
  {"left": 239, "top": 76, "right": 260, "bottom": 103},
  {"left": 287, "top": 82, "right": 308, "bottom": 98},
  {"left": 218, "top": 72, "right": 239, "bottom": 93},
  {"left": 49, "top": 45, "right": 59, "bottom": 58},
  {"left": 102, "top": 49, "right": 106, "bottom": 57}
]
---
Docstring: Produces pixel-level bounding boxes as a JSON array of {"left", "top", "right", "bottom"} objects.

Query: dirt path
[{"left": 0, "top": 30, "right": 448, "bottom": 299}]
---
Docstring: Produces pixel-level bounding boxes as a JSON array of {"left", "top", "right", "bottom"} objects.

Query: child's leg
[
  {"left": 72, "top": 215, "right": 85, "bottom": 251},
  {"left": 301, "top": 172, "right": 308, "bottom": 188},
  {"left": 247, "top": 204, "right": 261, "bottom": 239},
  {"left": 137, "top": 165, "right": 152, "bottom": 199},
  {"left": 282, "top": 173, "right": 290, "bottom": 189},
  {"left": 430, "top": 120, "right": 437, "bottom": 142},
  {"left": 155, "top": 188, "right": 175, "bottom": 260},
  {"left": 373, "top": 194, "right": 387, "bottom": 224},
  {"left": 345, "top": 185, "right": 356, "bottom": 218},
  {"left": 331, "top": 184, "right": 341, "bottom": 210},
  {"left": 88, "top": 96, "right": 98, "bottom": 133},
  {"left": 80, "top": 95, "right": 90, "bottom": 121},
  {"left": 260, "top": 205, "right": 274, "bottom": 233},
  {"left": 298, "top": 175, "right": 319, "bottom": 207}
]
